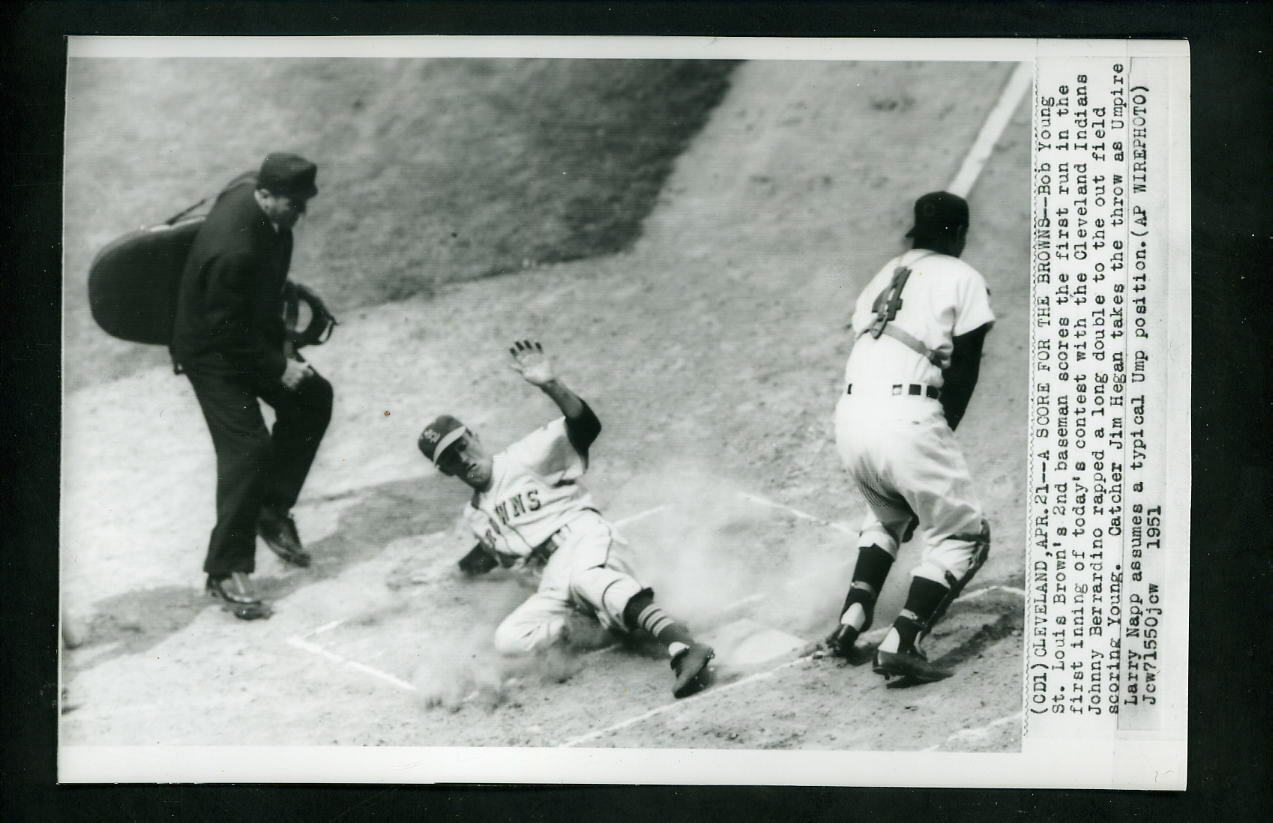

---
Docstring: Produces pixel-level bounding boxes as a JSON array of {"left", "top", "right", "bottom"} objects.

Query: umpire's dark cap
[
  {"left": 419, "top": 415, "right": 467, "bottom": 465},
  {"left": 906, "top": 191, "right": 969, "bottom": 237},
  {"left": 258, "top": 152, "right": 319, "bottom": 200}
]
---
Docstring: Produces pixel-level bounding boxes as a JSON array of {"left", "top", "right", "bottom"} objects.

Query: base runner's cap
[{"left": 418, "top": 415, "right": 466, "bottom": 465}]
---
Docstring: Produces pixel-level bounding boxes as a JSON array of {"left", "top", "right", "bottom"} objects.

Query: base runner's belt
[
  {"left": 527, "top": 509, "right": 601, "bottom": 564},
  {"left": 846, "top": 383, "right": 940, "bottom": 400},
  {"left": 529, "top": 532, "right": 562, "bottom": 564}
]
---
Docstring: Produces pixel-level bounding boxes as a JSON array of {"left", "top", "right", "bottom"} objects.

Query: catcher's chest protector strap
[
  {"left": 860, "top": 323, "right": 949, "bottom": 370},
  {"left": 858, "top": 251, "right": 947, "bottom": 369}
]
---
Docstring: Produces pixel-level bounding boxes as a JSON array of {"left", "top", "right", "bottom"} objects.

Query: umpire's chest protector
[
  {"left": 88, "top": 216, "right": 204, "bottom": 345},
  {"left": 87, "top": 173, "right": 289, "bottom": 351}
]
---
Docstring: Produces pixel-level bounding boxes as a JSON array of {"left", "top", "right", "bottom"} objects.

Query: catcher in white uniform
[
  {"left": 417, "top": 341, "right": 715, "bottom": 699},
  {"left": 823, "top": 192, "right": 994, "bottom": 686}
]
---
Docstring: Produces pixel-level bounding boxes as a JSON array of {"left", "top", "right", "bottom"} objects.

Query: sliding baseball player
[{"left": 418, "top": 341, "right": 716, "bottom": 699}]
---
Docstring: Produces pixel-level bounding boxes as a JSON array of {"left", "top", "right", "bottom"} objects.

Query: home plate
[{"left": 707, "top": 618, "right": 811, "bottom": 672}]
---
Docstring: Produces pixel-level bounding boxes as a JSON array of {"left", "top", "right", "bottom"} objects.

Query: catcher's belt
[{"left": 846, "top": 383, "right": 941, "bottom": 399}]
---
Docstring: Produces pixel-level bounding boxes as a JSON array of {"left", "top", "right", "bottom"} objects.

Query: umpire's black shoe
[
  {"left": 257, "top": 506, "right": 312, "bottom": 567},
  {"left": 671, "top": 644, "right": 715, "bottom": 698},
  {"left": 207, "top": 572, "right": 272, "bottom": 620},
  {"left": 872, "top": 647, "right": 952, "bottom": 685}
]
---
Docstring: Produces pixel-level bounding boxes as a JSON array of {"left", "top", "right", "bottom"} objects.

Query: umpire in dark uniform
[{"left": 172, "top": 152, "right": 333, "bottom": 619}]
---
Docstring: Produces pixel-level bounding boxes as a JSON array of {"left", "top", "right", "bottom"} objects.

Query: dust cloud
[
  {"left": 404, "top": 461, "right": 898, "bottom": 710},
  {"left": 613, "top": 462, "right": 861, "bottom": 639}
]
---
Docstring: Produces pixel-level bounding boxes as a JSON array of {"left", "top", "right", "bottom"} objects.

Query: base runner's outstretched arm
[{"left": 508, "top": 340, "right": 601, "bottom": 455}]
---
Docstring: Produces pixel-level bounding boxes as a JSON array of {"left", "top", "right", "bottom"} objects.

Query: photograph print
[{"left": 59, "top": 40, "right": 1031, "bottom": 773}]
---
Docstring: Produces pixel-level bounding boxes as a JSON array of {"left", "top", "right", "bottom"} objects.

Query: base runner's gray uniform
[{"left": 461, "top": 418, "right": 643, "bottom": 655}]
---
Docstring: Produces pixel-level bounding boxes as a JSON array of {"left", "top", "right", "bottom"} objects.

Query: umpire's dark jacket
[{"left": 172, "top": 174, "right": 291, "bottom": 378}]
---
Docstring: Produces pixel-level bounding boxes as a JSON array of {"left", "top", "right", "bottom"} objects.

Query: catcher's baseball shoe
[
  {"left": 819, "top": 624, "right": 872, "bottom": 664},
  {"left": 820, "top": 599, "right": 876, "bottom": 662},
  {"left": 257, "top": 507, "right": 312, "bottom": 567},
  {"left": 206, "top": 572, "right": 272, "bottom": 620},
  {"left": 671, "top": 643, "right": 715, "bottom": 698},
  {"left": 872, "top": 647, "right": 952, "bottom": 685}
]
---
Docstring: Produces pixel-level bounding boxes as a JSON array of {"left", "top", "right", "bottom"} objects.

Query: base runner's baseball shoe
[
  {"left": 206, "top": 572, "right": 272, "bottom": 620},
  {"left": 257, "top": 506, "right": 312, "bottom": 567},
  {"left": 872, "top": 647, "right": 952, "bottom": 685},
  {"left": 671, "top": 644, "right": 715, "bottom": 698}
]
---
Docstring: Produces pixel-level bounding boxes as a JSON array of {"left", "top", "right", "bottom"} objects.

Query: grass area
[{"left": 63, "top": 58, "right": 738, "bottom": 391}]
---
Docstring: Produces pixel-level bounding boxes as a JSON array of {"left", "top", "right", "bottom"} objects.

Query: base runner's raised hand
[{"left": 508, "top": 340, "right": 555, "bottom": 386}]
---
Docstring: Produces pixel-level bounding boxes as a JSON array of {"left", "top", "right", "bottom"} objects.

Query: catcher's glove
[
  {"left": 457, "top": 543, "right": 499, "bottom": 576},
  {"left": 283, "top": 281, "right": 339, "bottom": 348}
]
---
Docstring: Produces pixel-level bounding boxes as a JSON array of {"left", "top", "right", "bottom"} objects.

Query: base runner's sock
[{"left": 624, "top": 590, "right": 695, "bottom": 657}]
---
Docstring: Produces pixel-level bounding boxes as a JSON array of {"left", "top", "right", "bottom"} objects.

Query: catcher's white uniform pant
[
  {"left": 493, "top": 510, "right": 645, "bottom": 656},
  {"left": 835, "top": 391, "right": 986, "bottom": 587}
]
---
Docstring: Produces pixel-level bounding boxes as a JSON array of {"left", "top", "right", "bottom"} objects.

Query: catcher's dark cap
[
  {"left": 258, "top": 152, "right": 319, "bottom": 200},
  {"left": 418, "top": 415, "right": 467, "bottom": 465},
  {"left": 906, "top": 191, "right": 969, "bottom": 237}
]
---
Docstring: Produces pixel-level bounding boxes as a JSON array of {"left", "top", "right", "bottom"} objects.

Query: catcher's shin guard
[
  {"left": 919, "top": 519, "right": 990, "bottom": 642},
  {"left": 820, "top": 544, "right": 894, "bottom": 661},
  {"left": 823, "top": 582, "right": 878, "bottom": 661}
]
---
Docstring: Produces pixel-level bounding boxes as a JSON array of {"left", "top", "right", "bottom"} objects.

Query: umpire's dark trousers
[{"left": 186, "top": 366, "right": 333, "bottom": 576}]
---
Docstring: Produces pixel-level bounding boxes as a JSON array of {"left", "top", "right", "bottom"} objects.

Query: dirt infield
[
  {"left": 61, "top": 59, "right": 1029, "bottom": 757},
  {"left": 61, "top": 58, "right": 735, "bottom": 393}
]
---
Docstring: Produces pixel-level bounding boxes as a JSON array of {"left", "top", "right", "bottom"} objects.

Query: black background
[{"left": 3, "top": 2, "right": 1269, "bottom": 820}]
